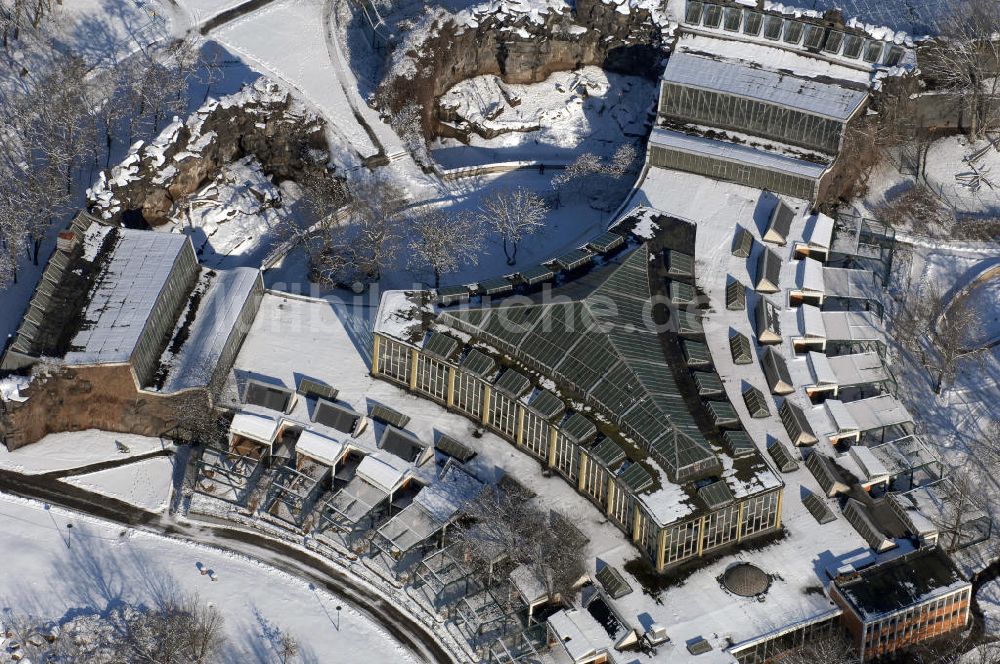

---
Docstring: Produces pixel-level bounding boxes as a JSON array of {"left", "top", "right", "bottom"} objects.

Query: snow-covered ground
[
  {"left": 432, "top": 67, "right": 654, "bottom": 167},
  {"left": 63, "top": 456, "right": 176, "bottom": 512},
  {"left": 0, "top": 492, "right": 422, "bottom": 663},
  {"left": 923, "top": 136, "right": 1000, "bottom": 216},
  {"left": 162, "top": 156, "right": 299, "bottom": 268},
  {"left": 0, "top": 430, "right": 172, "bottom": 476}
]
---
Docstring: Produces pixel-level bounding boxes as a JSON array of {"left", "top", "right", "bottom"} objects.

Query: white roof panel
[
  {"left": 230, "top": 410, "right": 280, "bottom": 443},
  {"left": 828, "top": 353, "right": 889, "bottom": 387},
  {"left": 825, "top": 399, "right": 860, "bottom": 434},
  {"left": 823, "top": 267, "right": 881, "bottom": 300},
  {"left": 807, "top": 351, "right": 837, "bottom": 386},
  {"left": 356, "top": 454, "right": 407, "bottom": 493},
  {"left": 806, "top": 213, "right": 835, "bottom": 250},
  {"left": 649, "top": 128, "right": 830, "bottom": 180},
  {"left": 66, "top": 231, "right": 193, "bottom": 365},
  {"left": 798, "top": 304, "right": 826, "bottom": 339},
  {"left": 821, "top": 311, "right": 882, "bottom": 342},
  {"left": 295, "top": 429, "right": 345, "bottom": 467},
  {"left": 843, "top": 395, "right": 913, "bottom": 432},
  {"left": 849, "top": 445, "right": 890, "bottom": 482},
  {"left": 662, "top": 52, "right": 868, "bottom": 121},
  {"left": 796, "top": 258, "right": 825, "bottom": 293},
  {"left": 548, "top": 609, "right": 606, "bottom": 662}
]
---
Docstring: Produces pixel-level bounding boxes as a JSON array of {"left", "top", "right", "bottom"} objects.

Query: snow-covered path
[{"left": 0, "top": 491, "right": 430, "bottom": 663}]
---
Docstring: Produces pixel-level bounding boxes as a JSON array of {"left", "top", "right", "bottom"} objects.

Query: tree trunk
[
  {"left": 434, "top": 269, "right": 441, "bottom": 289},
  {"left": 933, "top": 369, "right": 945, "bottom": 395},
  {"left": 502, "top": 236, "right": 513, "bottom": 265},
  {"left": 32, "top": 236, "right": 41, "bottom": 265}
]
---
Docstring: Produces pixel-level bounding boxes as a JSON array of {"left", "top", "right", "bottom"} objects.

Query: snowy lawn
[
  {"left": 432, "top": 66, "right": 654, "bottom": 168},
  {"left": 923, "top": 136, "right": 1000, "bottom": 216},
  {"left": 0, "top": 430, "right": 172, "bottom": 476},
  {"left": 63, "top": 456, "right": 176, "bottom": 513},
  {"left": 0, "top": 492, "right": 421, "bottom": 663}
]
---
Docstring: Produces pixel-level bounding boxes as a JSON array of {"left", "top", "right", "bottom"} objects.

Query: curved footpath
[{"left": 0, "top": 466, "right": 456, "bottom": 664}]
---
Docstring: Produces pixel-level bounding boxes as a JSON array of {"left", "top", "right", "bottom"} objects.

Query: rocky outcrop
[
  {"left": 378, "top": 0, "right": 673, "bottom": 138},
  {"left": 88, "top": 79, "right": 328, "bottom": 227}
]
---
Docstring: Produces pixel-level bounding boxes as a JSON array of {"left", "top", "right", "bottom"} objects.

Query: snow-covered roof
[
  {"left": 798, "top": 304, "right": 826, "bottom": 339},
  {"left": 795, "top": 258, "right": 825, "bottom": 293},
  {"left": 824, "top": 399, "right": 860, "bottom": 435},
  {"left": 548, "top": 609, "right": 608, "bottom": 662},
  {"left": 842, "top": 395, "right": 912, "bottom": 433},
  {"left": 510, "top": 565, "right": 548, "bottom": 605},
  {"left": 161, "top": 267, "right": 262, "bottom": 393},
  {"left": 821, "top": 311, "right": 882, "bottom": 342},
  {"left": 355, "top": 454, "right": 408, "bottom": 493},
  {"left": 827, "top": 353, "right": 889, "bottom": 388},
  {"left": 649, "top": 128, "right": 830, "bottom": 180},
  {"left": 804, "top": 213, "right": 835, "bottom": 250},
  {"left": 848, "top": 445, "right": 890, "bottom": 483},
  {"left": 823, "top": 267, "right": 881, "bottom": 300},
  {"left": 66, "top": 231, "right": 194, "bottom": 366},
  {"left": 662, "top": 52, "right": 868, "bottom": 121},
  {"left": 230, "top": 410, "right": 280, "bottom": 444},
  {"left": 807, "top": 351, "right": 837, "bottom": 386},
  {"left": 413, "top": 463, "right": 482, "bottom": 522},
  {"left": 295, "top": 429, "right": 345, "bottom": 467}
]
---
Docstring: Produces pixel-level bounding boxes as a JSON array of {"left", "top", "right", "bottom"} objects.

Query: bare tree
[
  {"left": 921, "top": 3, "right": 1000, "bottom": 140},
  {"left": 109, "top": 594, "right": 226, "bottom": 664},
  {"left": 777, "top": 635, "right": 860, "bottom": 664},
  {"left": 407, "top": 208, "right": 484, "bottom": 287},
  {"left": 894, "top": 283, "right": 989, "bottom": 394},
  {"left": 343, "top": 177, "right": 405, "bottom": 282},
  {"left": 454, "top": 482, "right": 587, "bottom": 602},
  {"left": 476, "top": 187, "right": 546, "bottom": 265}
]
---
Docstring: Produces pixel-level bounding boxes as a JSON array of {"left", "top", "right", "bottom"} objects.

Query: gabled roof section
[
  {"left": 438, "top": 246, "right": 720, "bottom": 483},
  {"left": 661, "top": 52, "right": 868, "bottom": 122}
]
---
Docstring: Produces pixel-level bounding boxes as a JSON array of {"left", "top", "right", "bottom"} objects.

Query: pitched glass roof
[
  {"left": 742, "top": 385, "right": 770, "bottom": 418},
  {"left": 595, "top": 564, "right": 632, "bottom": 599},
  {"left": 803, "top": 491, "right": 837, "bottom": 524},
  {"left": 587, "top": 231, "right": 626, "bottom": 254},
  {"left": 439, "top": 247, "right": 719, "bottom": 482},
  {"left": 461, "top": 349, "right": 496, "bottom": 378},
  {"left": 722, "top": 430, "right": 756, "bottom": 458},
  {"left": 730, "top": 332, "right": 754, "bottom": 365},
  {"left": 494, "top": 369, "right": 532, "bottom": 398},
  {"left": 698, "top": 481, "right": 735, "bottom": 509},
  {"left": 370, "top": 403, "right": 410, "bottom": 429},
  {"left": 693, "top": 371, "right": 724, "bottom": 396},
  {"left": 562, "top": 412, "right": 597, "bottom": 443},
  {"left": 436, "top": 434, "right": 476, "bottom": 463},
  {"left": 590, "top": 438, "right": 626, "bottom": 468},
  {"left": 670, "top": 281, "right": 696, "bottom": 305},
  {"left": 478, "top": 277, "right": 514, "bottom": 295},
  {"left": 707, "top": 401, "right": 739, "bottom": 427},
  {"left": 767, "top": 439, "right": 799, "bottom": 472},
  {"left": 529, "top": 389, "right": 565, "bottom": 420},
  {"left": 726, "top": 279, "right": 746, "bottom": 311},
  {"left": 554, "top": 248, "right": 593, "bottom": 271},
  {"left": 424, "top": 332, "right": 461, "bottom": 360},
  {"left": 517, "top": 265, "right": 555, "bottom": 285},
  {"left": 618, "top": 462, "right": 655, "bottom": 493},
  {"left": 683, "top": 340, "right": 712, "bottom": 367},
  {"left": 732, "top": 226, "right": 753, "bottom": 258},
  {"left": 666, "top": 250, "right": 694, "bottom": 277}
]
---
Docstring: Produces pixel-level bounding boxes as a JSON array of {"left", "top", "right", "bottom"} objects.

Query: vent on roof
[
  {"left": 436, "top": 434, "right": 476, "bottom": 463},
  {"left": 424, "top": 332, "right": 461, "bottom": 360},
  {"left": 732, "top": 226, "right": 754, "bottom": 258},
  {"left": 589, "top": 439, "right": 626, "bottom": 468},
  {"left": 683, "top": 340, "right": 712, "bottom": 367},
  {"left": 494, "top": 369, "right": 531, "bottom": 398},
  {"left": 707, "top": 401, "right": 739, "bottom": 428},
  {"left": 675, "top": 309, "right": 704, "bottom": 337},
  {"left": 844, "top": 499, "right": 896, "bottom": 552},
  {"left": 693, "top": 372, "right": 724, "bottom": 397},
  {"left": 743, "top": 385, "right": 770, "bottom": 418},
  {"left": 670, "top": 281, "right": 696, "bottom": 305},
  {"left": 436, "top": 285, "right": 470, "bottom": 306},
  {"left": 561, "top": 413, "right": 597, "bottom": 444},
  {"left": 687, "top": 637, "right": 712, "bottom": 655},
  {"left": 730, "top": 333, "right": 754, "bottom": 365},
  {"left": 245, "top": 380, "right": 295, "bottom": 413},
  {"left": 554, "top": 249, "right": 593, "bottom": 271},
  {"left": 297, "top": 378, "right": 338, "bottom": 401},
  {"left": 529, "top": 389, "right": 565, "bottom": 421},
  {"left": 379, "top": 426, "right": 427, "bottom": 463},
  {"left": 618, "top": 462, "right": 654, "bottom": 493},
  {"left": 722, "top": 430, "right": 756, "bottom": 458},
  {"left": 587, "top": 231, "right": 626, "bottom": 255},
  {"left": 767, "top": 439, "right": 799, "bottom": 472},
  {"left": 460, "top": 349, "right": 496, "bottom": 378},
  {"left": 762, "top": 348, "right": 794, "bottom": 395},
  {"left": 805, "top": 452, "right": 849, "bottom": 497},
  {"left": 595, "top": 564, "right": 633, "bottom": 599},
  {"left": 779, "top": 400, "right": 817, "bottom": 446},
  {"left": 803, "top": 490, "right": 837, "bottom": 524},
  {"left": 726, "top": 279, "right": 746, "bottom": 311},
  {"left": 721, "top": 563, "right": 771, "bottom": 597},
  {"left": 667, "top": 250, "right": 694, "bottom": 278},
  {"left": 763, "top": 200, "right": 795, "bottom": 245},
  {"left": 518, "top": 265, "right": 555, "bottom": 286},
  {"left": 478, "top": 277, "right": 514, "bottom": 296},
  {"left": 313, "top": 399, "right": 360, "bottom": 434},
  {"left": 699, "top": 481, "right": 734, "bottom": 509},
  {"left": 370, "top": 404, "right": 410, "bottom": 429}
]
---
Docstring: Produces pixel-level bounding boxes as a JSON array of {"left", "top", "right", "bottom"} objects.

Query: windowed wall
[
  {"left": 659, "top": 83, "right": 845, "bottom": 154},
  {"left": 371, "top": 334, "right": 785, "bottom": 571},
  {"left": 454, "top": 372, "right": 484, "bottom": 419},
  {"left": 861, "top": 587, "right": 972, "bottom": 660},
  {"left": 375, "top": 336, "right": 413, "bottom": 385},
  {"left": 648, "top": 144, "right": 820, "bottom": 200},
  {"left": 682, "top": 1, "right": 907, "bottom": 68},
  {"left": 415, "top": 354, "right": 450, "bottom": 403},
  {"left": 729, "top": 612, "right": 842, "bottom": 664}
]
